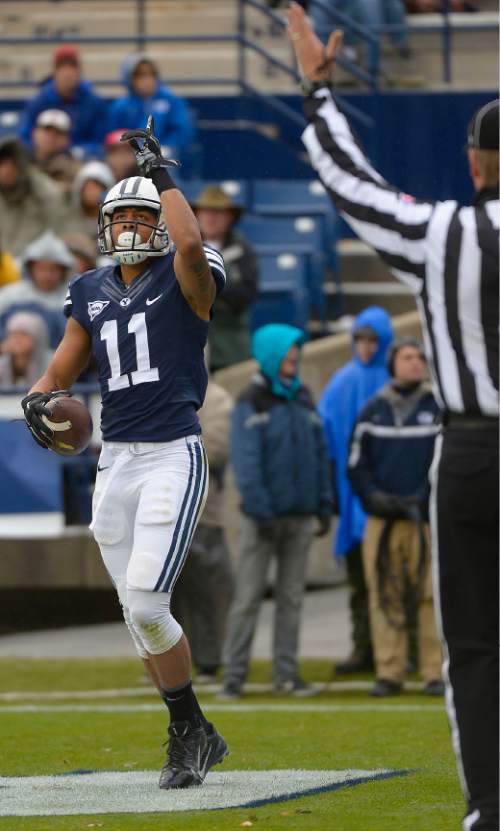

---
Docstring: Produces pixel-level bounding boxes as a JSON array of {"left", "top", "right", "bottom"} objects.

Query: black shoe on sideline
[
  {"left": 335, "top": 653, "right": 374, "bottom": 675},
  {"left": 423, "top": 679, "right": 445, "bottom": 696},
  {"left": 370, "top": 678, "right": 402, "bottom": 697},
  {"left": 159, "top": 720, "right": 228, "bottom": 789}
]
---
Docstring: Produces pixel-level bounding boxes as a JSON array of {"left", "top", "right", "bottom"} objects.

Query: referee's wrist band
[{"left": 151, "top": 167, "right": 178, "bottom": 194}]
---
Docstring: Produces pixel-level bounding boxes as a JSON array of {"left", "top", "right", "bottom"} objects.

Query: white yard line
[
  {"left": 0, "top": 703, "right": 442, "bottom": 713},
  {"left": 0, "top": 680, "right": 425, "bottom": 701}
]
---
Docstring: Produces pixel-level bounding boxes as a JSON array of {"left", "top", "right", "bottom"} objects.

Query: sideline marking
[
  {"left": 0, "top": 703, "right": 442, "bottom": 714},
  {"left": 0, "top": 680, "right": 428, "bottom": 702},
  {"left": 0, "top": 768, "right": 407, "bottom": 816}
]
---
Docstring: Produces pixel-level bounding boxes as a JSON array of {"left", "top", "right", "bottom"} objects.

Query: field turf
[{"left": 0, "top": 658, "right": 463, "bottom": 830}]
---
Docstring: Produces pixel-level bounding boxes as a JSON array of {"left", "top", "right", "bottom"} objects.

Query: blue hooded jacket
[
  {"left": 318, "top": 306, "right": 394, "bottom": 557},
  {"left": 231, "top": 324, "right": 333, "bottom": 521},
  {"left": 106, "top": 54, "right": 194, "bottom": 158},
  {"left": 19, "top": 79, "right": 106, "bottom": 157}
]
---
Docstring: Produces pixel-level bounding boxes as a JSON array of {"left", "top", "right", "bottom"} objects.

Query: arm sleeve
[
  {"left": 302, "top": 88, "right": 435, "bottom": 292},
  {"left": 230, "top": 400, "right": 274, "bottom": 521},
  {"left": 203, "top": 244, "right": 226, "bottom": 296},
  {"left": 347, "top": 406, "right": 379, "bottom": 506},
  {"left": 63, "top": 279, "right": 90, "bottom": 335}
]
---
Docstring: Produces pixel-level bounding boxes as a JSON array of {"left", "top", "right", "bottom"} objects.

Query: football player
[{"left": 21, "top": 118, "right": 228, "bottom": 789}]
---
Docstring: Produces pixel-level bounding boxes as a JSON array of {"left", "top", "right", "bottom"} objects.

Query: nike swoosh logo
[
  {"left": 198, "top": 746, "right": 209, "bottom": 779},
  {"left": 97, "top": 465, "right": 109, "bottom": 472},
  {"left": 146, "top": 294, "right": 163, "bottom": 305}
]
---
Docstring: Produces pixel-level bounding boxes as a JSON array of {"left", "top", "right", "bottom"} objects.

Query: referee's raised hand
[{"left": 287, "top": 1, "right": 343, "bottom": 82}]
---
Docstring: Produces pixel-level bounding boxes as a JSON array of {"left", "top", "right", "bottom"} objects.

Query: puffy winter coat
[
  {"left": 231, "top": 324, "right": 332, "bottom": 521},
  {"left": 106, "top": 53, "right": 194, "bottom": 158},
  {"left": 19, "top": 79, "right": 106, "bottom": 157},
  {"left": 348, "top": 381, "right": 441, "bottom": 514}
]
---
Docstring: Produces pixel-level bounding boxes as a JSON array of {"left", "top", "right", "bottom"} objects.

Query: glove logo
[{"left": 88, "top": 300, "right": 110, "bottom": 321}]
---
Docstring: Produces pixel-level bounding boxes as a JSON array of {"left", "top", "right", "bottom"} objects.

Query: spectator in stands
[
  {"left": 62, "top": 233, "right": 97, "bottom": 274},
  {"left": 106, "top": 54, "right": 194, "bottom": 161},
  {"left": 318, "top": 307, "right": 393, "bottom": 674},
  {"left": 0, "top": 250, "right": 20, "bottom": 288},
  {"left": 18, "top": 45, "right": 106, "bottom": 159},
  {"left": 0, "top": 231, "right": 74, "bottom": 349},
  {"left": 29, "top": 109, "right": 72, "bottom": 176},
  {"left": 0, "top": 311, "right": 52, "bottom": 389},
  {"left": 172, "top": 367, "right": 234, "bottom": 684},
  {"left": 221, "top": 324, "right": 332, "bottom": 699},
  {"left": 348, "top": 339, "right": 443, "bottom": 696},
  {"left": 406, "top": 0, "right": 478, "bottom": 10},
  {"left": 191, "top": 186, "right": 258, "bottom": 371},
  {"left": 310, "top": 0, "right": 410, "bottom": 65},
  {"left": 43, "top": 154, "right": 82, "bottom": 205},
  {"left": 66, "top": 161, "right": 115, "bottom": 240},
  {"left": 103, "top": 129, "right": 141, "bottom": 181},
  {"left": 0, "top": 136, "right": 69, "bottom": 257}
]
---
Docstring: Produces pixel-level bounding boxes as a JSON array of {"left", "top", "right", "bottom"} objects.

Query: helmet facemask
[{"left": 97, "top": 179, "right": 170, "bottom": 265}]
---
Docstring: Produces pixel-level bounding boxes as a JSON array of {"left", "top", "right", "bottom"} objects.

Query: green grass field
[{"left": 0, "top": 659, "right": 463, "bottom": 830}]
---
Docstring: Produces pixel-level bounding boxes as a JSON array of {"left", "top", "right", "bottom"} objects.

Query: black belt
[{"left": 444, "top": 412, "right": 499, "bottom": 430}]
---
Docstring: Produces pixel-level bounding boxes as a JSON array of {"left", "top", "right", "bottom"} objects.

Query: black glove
[
  {"left": 315, "top": 515, "right": 331, "bottom": 537},
  {"left": 21, "top": 390, "right": 71, "bottom": 449},
  {"left": 256, "top": 519, "right": 275, "bottom": 542},
  {"left": 121, "top": 115, "right": 180, "bottom": 190},
  {"left": 365, "top": 490, "right": 411, "bottom": 519}
]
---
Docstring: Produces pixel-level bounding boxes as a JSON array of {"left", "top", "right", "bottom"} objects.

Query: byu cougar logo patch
[{"left": 88, "top": 300, "right": 110, "bottom": 321}]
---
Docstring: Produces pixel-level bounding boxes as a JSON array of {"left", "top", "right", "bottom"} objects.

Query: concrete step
[{"left": 334, "top": 238, "right": 417, "bottom": 317}]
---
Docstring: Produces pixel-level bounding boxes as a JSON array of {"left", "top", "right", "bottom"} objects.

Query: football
[{"left": 41, "top": 396, "right": 93, "bottom": 456}]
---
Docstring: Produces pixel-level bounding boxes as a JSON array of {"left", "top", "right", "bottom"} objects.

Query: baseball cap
[
  {"left": 36, "top": 109, "right": 71, "bottom": 132},
  {"left": 467, "top": 100, "right": 499, "bottom": 150},
  {"left": 104, "top": 129, "right": 129, "bottom": 147},
  {"left": 53, "top": 44, "right": 80, "bottom": 70}
]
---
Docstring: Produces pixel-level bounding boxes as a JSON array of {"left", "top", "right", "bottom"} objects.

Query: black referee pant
[{"left": 431, "top": 423, "right": 499, "bottom": 831}]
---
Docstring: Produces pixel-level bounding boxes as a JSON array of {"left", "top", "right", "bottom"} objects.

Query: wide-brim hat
[{"left": 190, "top": 185, "right": 244, "bottom": 219}]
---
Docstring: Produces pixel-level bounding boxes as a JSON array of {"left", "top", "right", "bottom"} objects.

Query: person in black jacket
[
  {"left": 348, "top": 339, "right": 442, "bottom": 696},
  {"left": 191, "top": 185, "right": 258, "bottom": 371},
  {"left": 221, "top": 323, "right": 332, "bottom": 699}
]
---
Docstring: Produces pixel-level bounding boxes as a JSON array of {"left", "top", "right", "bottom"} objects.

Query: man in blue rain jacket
[{"left": 318, "top": 306, "right": 394, "bottom": 673}]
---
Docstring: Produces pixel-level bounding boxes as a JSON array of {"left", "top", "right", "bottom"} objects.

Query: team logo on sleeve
[{"left": 88, "top": 300, "right": 110, "bottom": 321}]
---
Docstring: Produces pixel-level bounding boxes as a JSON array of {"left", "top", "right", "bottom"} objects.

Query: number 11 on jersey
[{"left": 101, "top": 312, "right": 159, "bottom": 391}]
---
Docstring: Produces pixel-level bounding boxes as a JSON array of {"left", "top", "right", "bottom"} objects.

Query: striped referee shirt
[{"left": 302, "top": 89, "right": 499, "bottom": 418}]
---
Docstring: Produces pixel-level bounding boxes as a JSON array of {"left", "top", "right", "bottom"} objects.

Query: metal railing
[{"left": 0, "top": 0, "right": 495, "bottom": 90}]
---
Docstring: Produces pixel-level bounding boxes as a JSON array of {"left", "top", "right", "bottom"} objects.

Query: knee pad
[
  {"left": 127, "top": 588, "right": 183, "bottom": 655},
  {"left": 115, "top": 579, "right": 148, "bottom": 659}
]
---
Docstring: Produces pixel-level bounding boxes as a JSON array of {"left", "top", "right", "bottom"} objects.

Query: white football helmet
[{"left": 97, "top": 176, "right": 170, "bottom": 265}]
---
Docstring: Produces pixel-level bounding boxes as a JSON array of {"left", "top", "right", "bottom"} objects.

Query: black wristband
[
  {"left": 151, "top": 166, "right": 178, "bottom": 194},
  {"left": 299, "top": 77, "right": 334, "bottom": 96}
]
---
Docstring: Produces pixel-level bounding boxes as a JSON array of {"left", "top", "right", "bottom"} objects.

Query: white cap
[{"left": 36, "top": 109, "right": 71, "bottom": 132}]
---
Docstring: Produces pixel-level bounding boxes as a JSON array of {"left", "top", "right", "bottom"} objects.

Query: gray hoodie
[{"left": 0, "top": 310, "right": 53, "bottom": 388}]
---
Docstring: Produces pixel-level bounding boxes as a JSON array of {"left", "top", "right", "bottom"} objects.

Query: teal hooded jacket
[{"left": 230, "top": 324, "right": 333, "bottom": 520}]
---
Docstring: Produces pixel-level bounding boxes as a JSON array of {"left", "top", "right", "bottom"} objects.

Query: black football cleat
[{"left": 159, "top": 720, "right": 228, "bottom": 790}]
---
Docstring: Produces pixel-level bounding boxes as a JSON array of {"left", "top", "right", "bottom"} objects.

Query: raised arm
[
  {"left": 288, "top": 2, "right": 435, "bottom": 291},
  {"left": 120, "top": 118, "right": 220, "bottom": 320}
]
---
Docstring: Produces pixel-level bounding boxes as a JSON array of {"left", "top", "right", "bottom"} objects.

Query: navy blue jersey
[{"left": 64, "top": 245, "right": 226, "bottom": 442}]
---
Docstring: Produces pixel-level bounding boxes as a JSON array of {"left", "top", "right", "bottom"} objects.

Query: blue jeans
[{"left": 309, "top": 0, "right": 408, "bottom": 56}]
